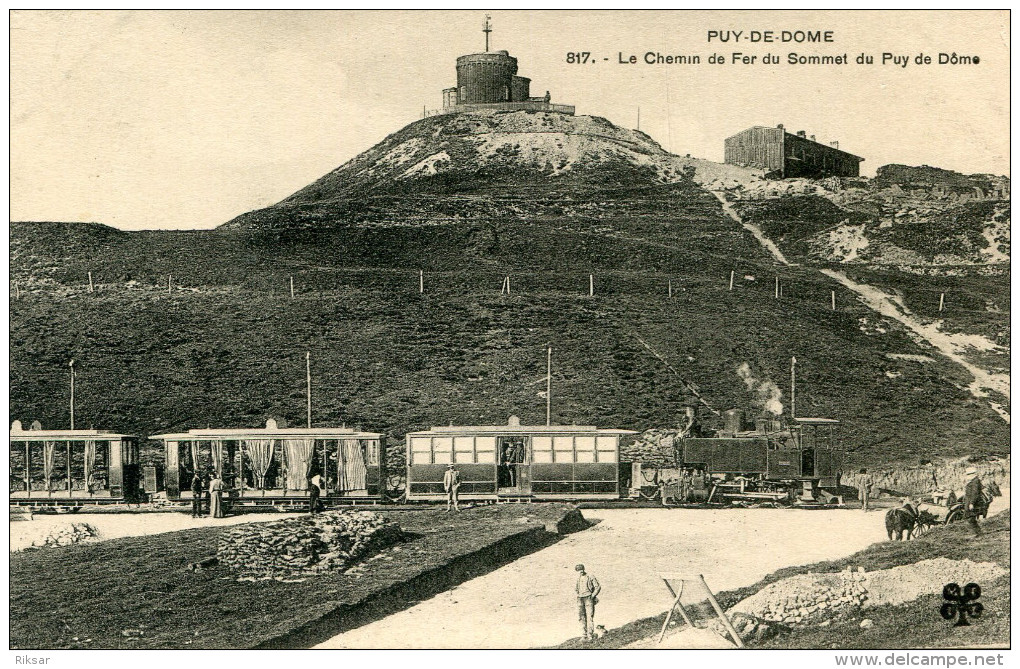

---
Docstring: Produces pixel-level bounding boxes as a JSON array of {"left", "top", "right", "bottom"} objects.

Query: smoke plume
[{"left": 736, "top": 363, "right": 784, "bottom": 416}]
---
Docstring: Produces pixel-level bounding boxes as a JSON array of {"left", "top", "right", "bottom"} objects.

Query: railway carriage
[
  {"left": 9, "top": 420, "right": 143, "bottom": 506},
  {"left": 153, "top": 420, "right": 386, "bottom": 507},
  {"left": 405, "top": 416, "right": 637, "bottom": 501}
]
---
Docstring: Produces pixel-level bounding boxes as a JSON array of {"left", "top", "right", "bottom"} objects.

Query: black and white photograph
[{"left": 8, "top": 9, "right": 1010, "bottom": 656}]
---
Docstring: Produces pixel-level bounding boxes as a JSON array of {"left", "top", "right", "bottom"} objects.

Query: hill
[{"left": 9, "top": 112, "right": 1010, "bottom": 469}]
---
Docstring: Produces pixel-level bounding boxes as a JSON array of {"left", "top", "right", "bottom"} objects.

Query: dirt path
[
  {"left": 821, "top": 269, "right": 1010, "bottom": 422},
  {"left": 712, "top": 192, "right": 790, "bottom": 265},
  {"left": 710, "top": 190, "right": 1008, "bottom": 423},
  {"left": 313, "top": 507, "right": 891, "bottom": 649}
]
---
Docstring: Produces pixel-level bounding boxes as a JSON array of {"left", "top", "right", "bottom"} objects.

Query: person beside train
[
  {"left": 190, "top": 472, "right": 205, "bottom": 517},
  {"left": 443, "top": 463, "right": 461, "bottom": 511},
  {"left": 858, "top": 469, "right": 874, "bottom": 512},
  {"left": 209, "top": 472, "right": 226, "bottom": 518},
  {"left": 308, "top": 473, "right": 324, "bottom": 515},
  {"left": 963, "top": 466, "right": 983, "bottom": 536}
]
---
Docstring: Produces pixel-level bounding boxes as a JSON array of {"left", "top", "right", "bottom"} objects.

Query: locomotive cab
[{"left": 789, "top": 417, "right": 842, "bottom": 489}]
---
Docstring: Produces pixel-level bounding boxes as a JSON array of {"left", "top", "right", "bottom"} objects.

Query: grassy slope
[
  {"left": 9, "top": 189, "right": 1009, "bottom": 470},
  {"left": 9, "top": 505, "right": 573, "bottom": 649},
  {"left": 557, "top": 509, "right": 1009, "bottom": 649}
]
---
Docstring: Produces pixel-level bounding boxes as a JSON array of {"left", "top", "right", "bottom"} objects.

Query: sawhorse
[{"left": 658, "top": 573, "right": 745, "bottom": 648}]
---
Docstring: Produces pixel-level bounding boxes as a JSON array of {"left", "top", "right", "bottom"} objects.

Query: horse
[{"left": 886, "top": 502, "right": 933, "bottom": 540}]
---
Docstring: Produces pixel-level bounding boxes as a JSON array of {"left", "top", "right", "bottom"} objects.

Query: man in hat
[
  {"left": 443, "top": 463, "right": 461, "bottom": 511},
  {"left": 963, "top": 466, "right": 984, "bottom": 536},
  {"left": 859, "top": 468, "right": 874, "bottom": 512},
  {"left": 190, "top": 472, "right": 205, "bottom": 517},
  {"left": 574, "top": 563, "right": 601, "bottom": 641}
]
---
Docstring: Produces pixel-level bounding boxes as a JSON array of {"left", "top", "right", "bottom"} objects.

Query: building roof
[
  {"left": 408, "top": 424, "right": 637, "bottom": 436},
  {"left": 9, "top": 423, "right": 137, "bottom": 441},
  {"left": 150, "top": 419, "right": 382, "bottom": 441},
  {"left": 725, "top": 125, "right": 864, "bottom": 162}
]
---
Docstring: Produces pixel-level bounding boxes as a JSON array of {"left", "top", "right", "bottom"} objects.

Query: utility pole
[
  {"left": 69, "top": 359, "right": 76, "bottom": 430},
  {"left": 306, "top": 352, "right": 312, "bottom": 429},
  {"left": 546, "top": 346, "right": 552, "bottom": 426},
  {"left": 790, "top": 356, "right": 797, "bottom": 419},
  {"left": 483, "top": 14, "right": 492, "bottom": 51}
]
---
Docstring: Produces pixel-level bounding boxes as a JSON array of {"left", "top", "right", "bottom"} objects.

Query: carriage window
[
  {"left": 575, "top": 436, "right": 596, "bottom": 463},
  {"left": 596, "top": 436, "right": 617, "bottom": 463},
  {"left": 475, "top": 436, "right": 496, "bottom": 463},
  {"left": 433, "top": 449, "right": 452, "bottom": 465},
  {"left": 553, "top": 436, "right": 574, "bottom": 463},
  {"left": 410, "top": 437, "right": 432, "bottom": 465},
  {"left": 364, "top": 440, "right": 380, "bottom": 466},
  {"left": 532, "top": 436, "right": 553, "bottom": 463},
  {"left": 454, "top": 436, "right": 474, "bottom": 463}
]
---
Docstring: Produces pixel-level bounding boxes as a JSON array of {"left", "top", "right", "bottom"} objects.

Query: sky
[{"left": 10, "top": 10, "right": 1010, "bottom": 230}]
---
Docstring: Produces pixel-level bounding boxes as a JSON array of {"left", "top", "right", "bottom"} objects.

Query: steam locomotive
[{"left": 659, "top": 407, "right": 844, "bottom": 505}]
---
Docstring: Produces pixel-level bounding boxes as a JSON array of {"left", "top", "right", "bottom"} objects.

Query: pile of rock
[
  {"left": 728, "top": 567, "right": 869, "bottom": 627},
  {"left": 728, "top": 558, "right": 1007, "bottom": 633},
  {"left": 29, "top": 522, "right": 99, "bottom": 549},
  {"left": 621, "top": 429, "right": 680, "bottom": 468},
  {"left": 217, "top": 510, "right": 402, "bottom": 581}
]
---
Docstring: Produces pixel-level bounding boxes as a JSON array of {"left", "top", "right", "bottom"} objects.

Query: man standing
[
  {"left": 190, "top": 472, "right": 204, "bottom": 517},
  {"left": 963, "top": 466, "right": 984, "bottom": 536},
  {"left": 443, "top": 463, "right": 461, "bottom": 511},
  {"left": 859, "top": 468, "right": 874, "bottom": 511},
  {"left": 574, "top": 563, "right": 601, "bottom": 641}
]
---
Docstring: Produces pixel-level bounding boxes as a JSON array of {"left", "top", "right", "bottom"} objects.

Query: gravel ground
[{"left": 314, "top": 507, "right": 900, "bottom": 649}]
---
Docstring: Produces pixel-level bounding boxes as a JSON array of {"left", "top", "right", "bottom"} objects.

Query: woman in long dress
[{"left": 209, "top": 474, "right": 225, "bottom": 518}]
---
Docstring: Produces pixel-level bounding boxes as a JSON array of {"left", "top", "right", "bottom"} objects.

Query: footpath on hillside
[{"left": 710, "top": 189, "right": 1009, "bottom": 423}]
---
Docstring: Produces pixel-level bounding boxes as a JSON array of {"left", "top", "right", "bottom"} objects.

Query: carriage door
[{"left": 497, "top": 436, "right": 531, "bottom": 495}]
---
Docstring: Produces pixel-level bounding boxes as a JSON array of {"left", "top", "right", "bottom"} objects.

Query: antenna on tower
[{"left": 483, "top": 14, "right": 492, "bottom": 52}]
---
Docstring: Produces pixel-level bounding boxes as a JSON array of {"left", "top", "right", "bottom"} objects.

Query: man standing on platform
[
  {"left": 963, "top": 466, "right": 984, "bottom": 536},
  {"left": 190, "top": 472, "right": 204, "bottom": 517},
  {"left": 574, "top": 563, "right": 601, "bottom": 641},
  {"left": 444, "top": 463, "right": 461, "bottom": 511}
]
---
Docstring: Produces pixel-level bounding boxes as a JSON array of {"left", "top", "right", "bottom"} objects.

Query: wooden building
[
  {"left": 405, "top": 416, "right": 637, "bottom": 501},
  {"left": 153, "top": 420, "right": 386, "bottom": 504},
  {"left": 724, "top": 125, "right": 863, "bottom": 178},
  {"left": 9, "top": 420, "right": 142, "bottom": 504}
]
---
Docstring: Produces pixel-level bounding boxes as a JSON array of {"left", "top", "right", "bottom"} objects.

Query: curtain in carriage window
[
  {"left": 338, "top": 439, "right": 367, "bottom": 492},
  {"left": 84, "top": 440, "right": 97, "bottom": 491},
  {"left": 210, "top": 441, "right": 224, "bottom": 477},
  {"left": 190, "top": 441, "right": 201, "bottom": 475},
  {"left": 245, "top": 439, "right": 274, "bottom": 489},
  {"left": 43, "top": 441, "right": 56, "bottom": 491},
  {"left": 283, "top": 439, "right": 315, "bottom": 491}
]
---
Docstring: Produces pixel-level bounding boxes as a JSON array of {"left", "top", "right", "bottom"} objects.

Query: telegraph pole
[
  {"left": 546, "top": 346, "right": 552, "bottom": 426},
  {"left": 305, "top": 352, "right": 312, "bottom": 428},
  {"left": 790, "top": 356, "right": 797, "bottom": 419},
  {"left": 69, "top": 359, "right": 76, "bottom": 430}
]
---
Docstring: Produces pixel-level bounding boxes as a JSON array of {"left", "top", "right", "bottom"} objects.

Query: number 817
[{"left": 566, "top": 52, "right": 591, "bottom": 64}]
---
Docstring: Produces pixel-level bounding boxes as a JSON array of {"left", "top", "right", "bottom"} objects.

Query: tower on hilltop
[{"left": 437, "top": 17, "right": 574, "bottom": 116}]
